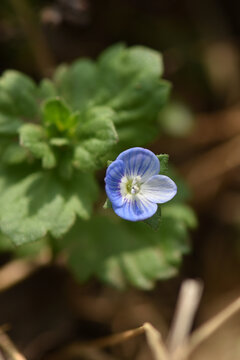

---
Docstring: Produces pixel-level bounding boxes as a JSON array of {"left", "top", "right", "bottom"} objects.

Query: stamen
[
  {"left": 131, "top": 184, "right": 140, "bottom": 194},
  {"left": 130, "top": 177, "right": 141, "bottom": 194},
  {"left": 122, "top": 176, "right": 142, "bottom": 196}
]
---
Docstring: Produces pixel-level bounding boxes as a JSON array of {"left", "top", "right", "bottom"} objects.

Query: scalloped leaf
[
  {"left": 0, "top": 168, "right": 98, "bottom": 245},
  {"left": 157, "top": 154, "right": 169, "bottom": 174},
  {"left": 42, "top": 98, "right": 76, "bottom": 135},
  {"left": 38, "top": 79, "right": 57, "bottom": 100},
  {"left": 54, "top": 44, "right": 170, "bottom": 148},
  {"left": 2, "top": 143, "right": 28, "bottom": 165},
  {"left": 0, "top": 70, "right": 38, "bottom": 118},
  {"left": 19, "top": 124, "right": 57, "bottom": 169},
  {"left": 61, "top": 211, "right": 191, "bottom": 290},
  {"left": 143, "top": 206, "right": 161, "bottom": 231},
  {"left": 0, "top": 113, "right": 23, "bottom": 135},
  {"left": 54, "top": 60, "right": 98, "bottom": 111},
  {"left": 73, "top": 106, "right": 118, "bottom": 171}
]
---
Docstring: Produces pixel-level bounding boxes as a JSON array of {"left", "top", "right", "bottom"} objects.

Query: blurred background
[{"left": 0, "top": 0, "right": 240, "bottom": 359}]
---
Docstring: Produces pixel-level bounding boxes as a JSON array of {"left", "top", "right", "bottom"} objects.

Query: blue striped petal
[
  {"left": 113, "top": 195, "right": 157, "bottom": 221},
  {"left": 141, "top": 175, "right": 177, "bottom": 204},
  {"left": 116, "top": 147, "right": 160, "bottom": 181},
  {"left": 105, "top": 160, "right": 126, "bottom": 207}
]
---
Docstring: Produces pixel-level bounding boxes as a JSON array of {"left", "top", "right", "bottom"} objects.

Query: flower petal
[
  {"left": 113, "top": 195, "right": 157, "bottom": 221},
  {"left": 105, "top": 160, "right": 126, "bottom": 207},
  {"left": 141, "top": 174, "right": 177, "bottom": 204},
  {"left": 117, "top": 147, "right": 160, "bottom": 181}
]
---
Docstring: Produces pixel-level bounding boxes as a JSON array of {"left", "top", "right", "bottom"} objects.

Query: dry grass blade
[
  {"left": 47, "top": 323, "right": 170, "bottom": 360},
  {"left": 0, "top": 330, "right": 27, "bottom": 360},
  {"left": 167, "top": 279, "right": 203, "bottom": 354},
  {"left": 47, "top": 325, "right": 145, "bottom": 359},
  {"left": 175, "top": 296, "right": 240, "bottom": 359},
  {"left": 78, "top": 326, "right": 145, "bottom": 349},
  {"left": 143, "top": 322, "right": 170, "bottom": 360}
]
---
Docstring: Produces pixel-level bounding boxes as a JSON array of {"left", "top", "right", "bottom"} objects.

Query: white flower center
[
  {"left": 120, "top": 176, "right": 142, "bottom": 198},
  {"left": 130, "top": 178, "right": 140, "bottom": 194}
]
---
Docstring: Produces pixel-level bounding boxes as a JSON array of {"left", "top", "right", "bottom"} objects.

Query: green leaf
[
  {"left": 14, "top": 238, "right": 48, "bottom": 258},
  {"left": 2, "top": 143, "right": 28, "bottom": 164},
  {"left": 0, "top": 70, "right": 38, "bottom": 118},
  {"left": 0, "top": 168, "right": 99, "bottom": 245},
  {"left": 157, "top": 154, "right": 169, "bottom": 174},
  {"left": 107, "top": 160, "right": 113, "bottom": 167},
  {"left": 50, "top": 138, "right": 70, "bottom": 147},
  {"left": 42, "top": 98, "right": 74, "bottom": 133},
  {"left": 0, "top": 231, "right": 49, "bottom": 260},
  {"left": 73, "top": 146, "right": 96, "bottom": 171},
  {"left": 0, "top": 113, "right": 22, "bottom": 135},
  {"left": 98, "top": 44, "right": 164, "bottom": 87},
  {"left": 143, "top": 206, "right": 161, "bottom": 231},
  {"left": 60, "top": 213, "right": 190, "bottom": 290},
  {"left": 106, "top": 74, "right": 170, "bottom": 147},
  {"left": 107, "top": 77, "right": 170, "bottom": 113},
  {"left": 0, "top": 232, "right": 14, "bottom": 252},
  {"left": 58, "top": 151, "right": 74, "bottom": 180},
  {"left": 103, "top": 197, "right": 112, "bottom": 209},
  {"left": 38, "top": 79, "right": 57, "bottom": 100},
  {"left": 73, "top": 106, "right": 118, "bottom": 171},
  {"left": 53, "top": 44, "right": 170, "bottom": 149},
  {"left": 167, "top": 167, "right": 192, "bottom": 202},
  {"left": 54, "top": 60, "right": 98, "bottom": 111},
  {"left": 163, "top": 203, "right": 198, "bottom": 229},
  {"left": 114, "top": 123, "right": 157, "bottom": 150},
  {"left": 19, "top": 124, "right": 56, "bottom": 169}
]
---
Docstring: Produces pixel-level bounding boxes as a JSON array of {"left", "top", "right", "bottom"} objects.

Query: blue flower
[{"left": 105, "top": 147, "right": 177, "bottom": 221}]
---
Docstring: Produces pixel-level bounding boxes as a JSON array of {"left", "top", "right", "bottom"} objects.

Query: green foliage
[
  {"left": 143, "top": 206, "right": 161, "bottom": 231},
  {"left": 0, "top": 113, "right": 22, "bottom": 135},
  {"left": 157, "top": 153, "right": 169, "bottom": 174},
  {"left": 54, "top": 44, "right": 171, "bottom": 150},
  {"left": 0, "top": 232, "right": 49, "bottom": 261},
  {"left": 0, "top": 43, "right": 196, "bottom": 289},
  {"left": 73, "top": 107, "right": 118, "bottom": 171},
  {"left": 162, "top": 203, "right": 197, "bottom": 229},
  {"left": 19, "top": 124, "right": 57, "bottom": 169},
  {"left": 43, "top": 98, "right": 73, "bottom": 134},
  {"left": 61, "top": 204, "right": 193, "bottom": 289},
  {"left": 103, "top": 197, "right": 112, "bottom": 209},
  {"left": 0, "top": 167, "right": 98, "bottom": 245},
  {"left": 0, "top": 70, "right": 38, "bottom": 118},
  {"left": 167, "top": 167, "right": 192, "bottom": 203},
  {"left": 0, "top": 44, "right": 170, "bottom": 176},
  {"left": 38, "top": 79, "right": 57, "bottom": 100},
  {"left": 0, "top": 232, "right": 14, "bottom": 252},
  {"left": 2, "top": 143, "right": 28, "bottom": 165},
  {"left": 13, "top": 237, "right": 49, "bottom": 258}
]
